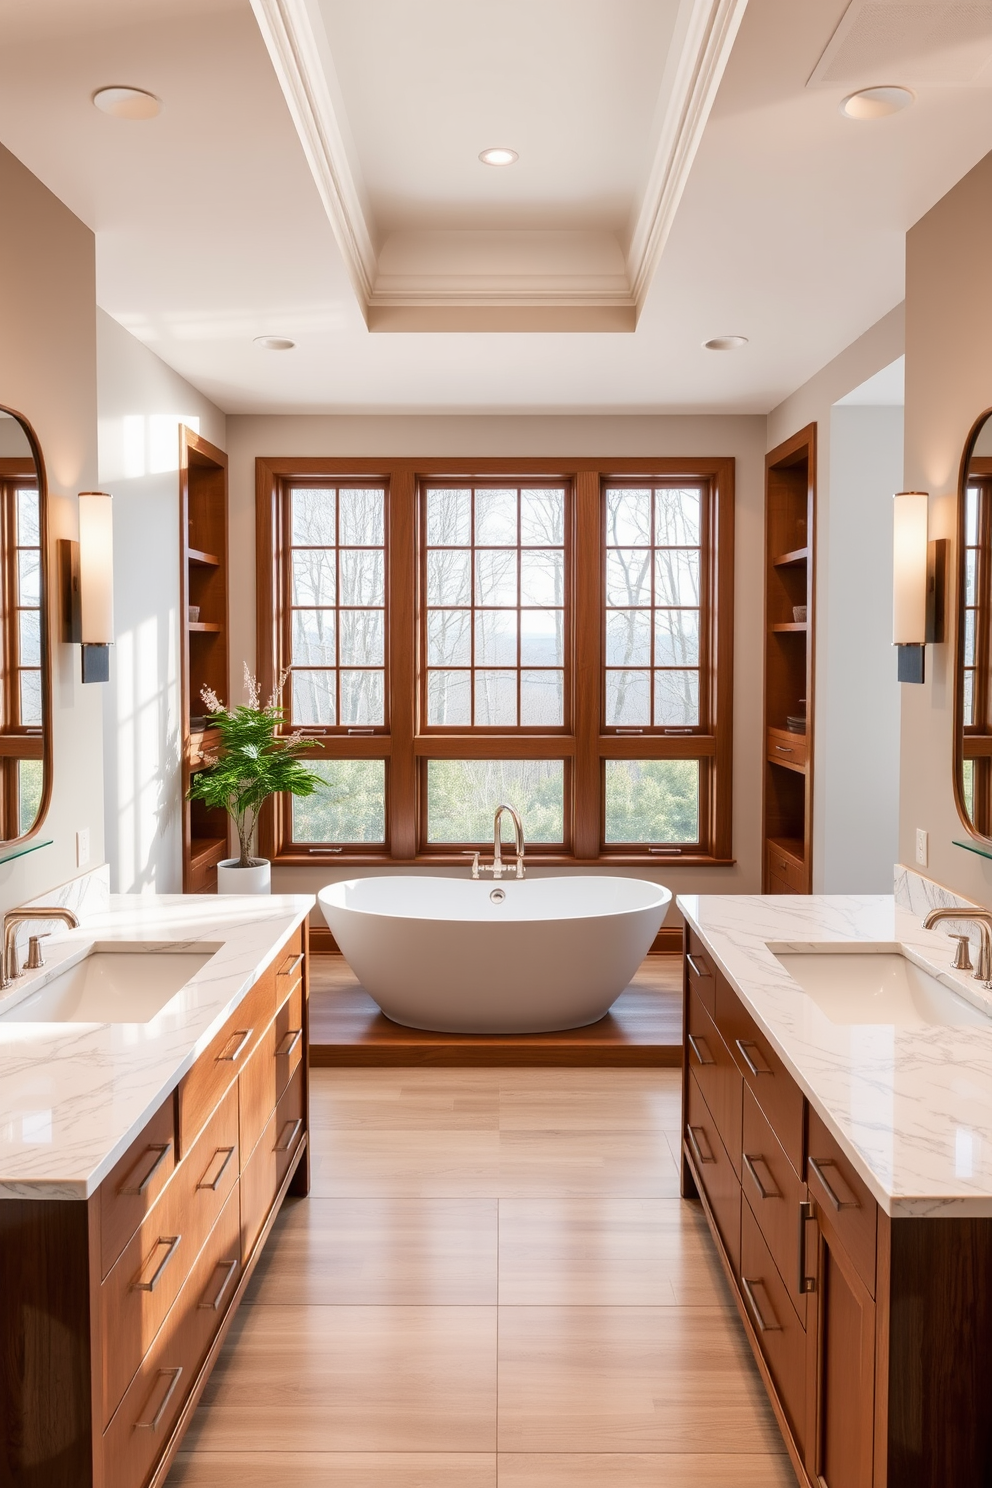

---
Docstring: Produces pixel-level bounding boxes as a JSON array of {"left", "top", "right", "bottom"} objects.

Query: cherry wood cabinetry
[
  {"left": 763, "top": 427, "right": 815, "bottom": 893},
  {"left": 681, "top": 925, "right": 992, "bottom": 1487},
  {"left": 0, "top": 926, "right": 309, "bottom": 1488}
]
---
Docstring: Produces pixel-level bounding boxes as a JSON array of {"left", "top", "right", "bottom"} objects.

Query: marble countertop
[
  {"left": 0, "top": 893, "right": 313, "bottom": 1200},
  {"left": 677, "top": 893, "right": 992, "bottom": 1218}
]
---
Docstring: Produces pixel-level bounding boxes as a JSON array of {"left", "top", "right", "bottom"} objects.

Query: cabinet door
[{"left": 807, "top": 1205, "right": 875, "bottom": 1488}]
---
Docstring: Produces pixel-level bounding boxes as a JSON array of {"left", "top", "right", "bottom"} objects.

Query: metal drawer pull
[
  {"left": 808, "top": 1157, "right": 860, "bottom": 1211},
  {"left": 276, "top": 1028, "right": 303, "bottom": 1058},
  {"left": 196, "top": 1145, "right": 235, "bottom": 1192},
  {"left": 120, "top": 1141, "right": 171, "bottom": 1196},
  {"left": 686, "top": 1124, "right": 715, "bottom": 1166},
  {"left": 686, "top": 1033, "right": 714, "bottom": 1067},
  {"left": 774, "top": 744, "right": 794, "bottom": 754},
  {"left": 278, "top": 952, "right": 305, "bottom": 979},
  {"left": 735, "top": 1038, "right": 773, "bottom": 1077},
  {"left": 798, "top": 1199, "right": 816, "bottom": 1294},
  {"left": 686, "top": 953, "right": 711, "bottom": 979},
  {"left": 217, "top": 1028, "right": 253, "bottom": 1063},
  {"left": 135, "top": 1366, "right": 183, "bottom": 1431},
  {"left": 198, "top": 1257, "right": 238, "bottom": 1312},
  {"left": 275, "top": 1117, "right": 303, "bottom": 1152},
  {"left": 741, "top": 1275, "right": 781, "bottom": 1332},
  {"left": 131, "top": 1234, "right": 182, "bottom": 1293},
  {"left": 743, "top": 1152, "right": 780, "bottom": 1200}
]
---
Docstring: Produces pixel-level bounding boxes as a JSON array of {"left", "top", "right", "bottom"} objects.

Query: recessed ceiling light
[
  {"left": 479, "top": 147, "right": 518, "bottom": 167},
  {"left": 92, "top": 86, "right": 161, "bottom": 120},
  {"left": 840, "top": 86, "right": 914, "bottom": 121},
  {"left": 704, "top": 335, "right": 748, "bottom": 351},
  {"left": 253, "top": 335, "right": 296, "bottom": 351}
]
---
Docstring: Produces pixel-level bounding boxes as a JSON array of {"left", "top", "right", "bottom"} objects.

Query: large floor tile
[
  {"left": 309, "top": 1129, "right": 502, "bottom": 1197},
  {"left": 168, "top": 1453, "right": 496, "bottom": 1487},
  {"left": 497, "top": 1305, "right": 782, "bottom": 1453},
  {"left": 183, "top": 1304, "right": 496, "bottom": 1453},
  {"left": 244, "top": 1196, "right": 497, "bottom": 1306},
  {"left": 309, "top": 1070, "right": 500, "bottom": 1131},
  {"left": 497, "top": 1129, "right": 680, "bottom": 1198},
  {"left": 498, "top": 1198, "right": 723, "bottom": 1306},
  {"left": 497, "top": 1453, "right": 795, "bottom": 1486}
]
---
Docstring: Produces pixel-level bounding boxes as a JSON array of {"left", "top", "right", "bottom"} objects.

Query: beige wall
[
  {"left": 0, "top": 143, "right": 105, "bottom": 911},
  {"left": 902, "top": 149, "right": 992, "bottom": 905},
  {"left": 225, "top": 413, "right": 767, "bottom": 914}
]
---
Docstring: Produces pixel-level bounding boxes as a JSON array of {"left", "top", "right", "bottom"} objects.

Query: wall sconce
[
  {"left": 892, "top": 490, "right": 945, "bottom": 684},
  {"left": 58, "top": 491, "right": 114, "bottom": 683}
]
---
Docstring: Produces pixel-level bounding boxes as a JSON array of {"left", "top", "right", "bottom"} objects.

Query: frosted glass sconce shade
[
  {"left": 78, "top": 492, "right": 114, "bottom": 644},
  {"left": 893, "top": 491, "right": 929, "bottom": 645}
]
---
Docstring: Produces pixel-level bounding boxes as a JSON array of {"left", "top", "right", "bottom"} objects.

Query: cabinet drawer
[
  {"left": 687, "top": 988, "right": 742, "bottom": 1178},
  {"left": 240, "top": 1062, "right": 305, "bottom": 1264},
  {"left": 767, "top": 728, "right": 807, "bottom": 770},
  {"left": 274, "top": 981, "right": 304, "bottom": 1102},
  {"left": 742, "top": 1085, "right": 808, "bottom": 1328},
  {"left": 685, "top": 1067, "right": 741, "bottom": 1276},
  {"left": 685, "top": 927, "right": 716, "bottom": 1018},
  {"left": 100, "top": 1096, "right": 177, "bottom": 1281},
  {"left": 716, "top": 980, "right": 805, "bottom": 1176},
  {"left": 178, "top": 964, "right": 276, "bottom": 1155},
  {"left": 239, "top": 1016, "right": 278, "bottom": 1166},
  {"left": 274, "top": 929, "right": 304, "bottom": 997},
  {"left": 275, "top": 1060, "right": 305, "bottom": 1190},
  {"left": 101, "top": 1082, "right": 239, "bottom": 1426},
  {"left": 765, "top": 840, "right": 805, "bottom": 893},
  {"left": 807, "top": 1107, "right": 877, "bottom": 1298},
  {"left": 765, "top": 870, "right": 796, "bottom": 896},
  {"left": 741, "top": 1198, "right": 807, "bottom": 1454},
  {"left": 102, "top": 1182, "right": 242, "bottom": 1488}
]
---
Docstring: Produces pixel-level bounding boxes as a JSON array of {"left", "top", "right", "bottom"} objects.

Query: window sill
[{"left": 273, "top": 851, "right": 736, "bottom": 868}]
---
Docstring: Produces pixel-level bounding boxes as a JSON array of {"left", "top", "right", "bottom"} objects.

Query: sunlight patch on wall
[{"left": 99, "top": 413, "right": 201, "bottom": 482}]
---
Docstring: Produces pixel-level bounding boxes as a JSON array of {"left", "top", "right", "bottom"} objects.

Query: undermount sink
[
  {"left": 772, "top": 949, "right": 992, "bottom": 1028},
  {"left": 0, "top": 943, "right": 217, "bottom": 1024}
]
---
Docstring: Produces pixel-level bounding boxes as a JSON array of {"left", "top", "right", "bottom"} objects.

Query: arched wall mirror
[{"left": 0, "top": 406, "right": 52, "bottom": 845}]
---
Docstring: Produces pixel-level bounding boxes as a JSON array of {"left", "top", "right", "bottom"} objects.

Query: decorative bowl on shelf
[
  {"left": 785, "top": 714, "right": 807, "bottom": 733},
  {"left": 188, "top": 605, "right": 200, "bottom": 622},
  {"left": 792, "top": 605, "right": 807, "bottom": 623}
]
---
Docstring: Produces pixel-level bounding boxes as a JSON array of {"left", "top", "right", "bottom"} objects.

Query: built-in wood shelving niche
[
  {"left": 763, "top": 424, "right": 816, "bottom": 893},
  {"left": 180, "top": 427, "right": 229, "bottom": 893}
]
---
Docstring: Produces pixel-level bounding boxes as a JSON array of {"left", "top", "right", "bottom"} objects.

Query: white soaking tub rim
[{"left": 319, "top": 874, "right": 672, "bottom": 926}]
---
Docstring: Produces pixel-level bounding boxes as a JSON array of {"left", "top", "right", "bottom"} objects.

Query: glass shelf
[
  {"left": 0, "top": 837, "right": 53, "bottom": 867},
  {"left": 953, "top": 838, "right": 992, "bottom": 862}
]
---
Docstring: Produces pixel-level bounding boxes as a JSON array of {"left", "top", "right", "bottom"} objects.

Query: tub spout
[{"left": 492, "top": 804, "right": 525, "bottom": 880}]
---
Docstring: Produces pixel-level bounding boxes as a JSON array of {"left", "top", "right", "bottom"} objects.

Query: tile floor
[{"left": 168, "top": 1068, "right": 795, "bottom": 1486}]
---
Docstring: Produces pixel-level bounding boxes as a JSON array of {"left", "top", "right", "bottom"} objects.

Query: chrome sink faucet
[
  {"left": 464, "top": 803, "right": 526, "bottom": 880},
  {"left": 922, "top": 906, "right": 992, "bottom": 985},
  {"left": 1, "top": 907, "right": 80, "bottom": 989}
]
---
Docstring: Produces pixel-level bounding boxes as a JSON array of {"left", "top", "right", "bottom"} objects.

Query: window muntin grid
[
  {"left": 422, "top": 484, "right": 568, "bottom": 730},
  {"left": 287, "top": 484, "right": 387, "bottom": 730},
  {"left": 964, "top": 483, "right": 984, "bottom": 729},
  {"left": 12, "top": 485, "right": 41, "bottom": 730},
  {"left": 603, "top": 484, "right": 704, "bottom": 731}
]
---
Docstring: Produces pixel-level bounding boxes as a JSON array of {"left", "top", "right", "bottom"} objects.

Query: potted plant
[{"left": 188, "top": 665, "right": 322, "bottom": 894}]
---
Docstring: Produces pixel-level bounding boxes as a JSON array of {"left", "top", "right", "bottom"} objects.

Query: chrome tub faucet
[{"left": 464, "top": 803, "right": 526, "bottom": 880}]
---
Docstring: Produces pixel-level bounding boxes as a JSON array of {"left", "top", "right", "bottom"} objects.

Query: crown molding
[
  {"left": 251, "top": 0, "right": 749, "bottom": 326},
  {"left": 626, "top": 0, "right": 750, "bottom": 310}
]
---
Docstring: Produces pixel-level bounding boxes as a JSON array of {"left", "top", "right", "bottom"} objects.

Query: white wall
[
  {"left": 226, "top": 412, "right": 767, "bottom": 915},
  {"left": 767, "top": 309, "right": 906, "bottom": 891},
  {"left": 97, "top": 309, "right": 226, "bottom": 892},
  {"left": 0, "top": 143, "right": 106, "bottom": 911},
  {"left": 821, "top": 404, "right": 903, "bottom": 890}
]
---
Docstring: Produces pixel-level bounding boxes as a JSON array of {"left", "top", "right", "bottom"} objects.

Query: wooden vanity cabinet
[
  {"left": 681, "top": 930, "right": 992, "bottom": 1488},
  {"left": 0, "top": 925, "right": 309, "bottom": 1488}
]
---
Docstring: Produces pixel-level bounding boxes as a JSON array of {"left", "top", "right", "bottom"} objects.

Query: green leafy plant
[{"left": 187, "top": 665, "right": 322, "bottom": 868}]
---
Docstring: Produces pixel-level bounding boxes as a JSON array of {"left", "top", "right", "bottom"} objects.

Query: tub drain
[{"left": 490, "top": 888, "right": 506, "bottom": 904}]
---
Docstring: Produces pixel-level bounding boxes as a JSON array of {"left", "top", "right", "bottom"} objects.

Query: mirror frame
[
  {"left": 953, "top": 405, "right": 992, "bottom": 843},
  {"left": 0, "top": 404, "right": 53, "bottom": 845}
]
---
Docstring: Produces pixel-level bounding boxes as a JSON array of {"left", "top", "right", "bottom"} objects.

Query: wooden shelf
[
  {"left": 189, "top": 836, "right": 227, "bottom": 872},
  {"left": 767, "top": 835, "right": 804, "bottom": 868},
  {"left": 771, "top": 547, "right": 809, "bottom": 568},
  {"left": 769, "top": 622, "right": 808, "bottom": 633},
  {"left": 188, "top": 548, "right": 221, "bottom": 567},
  {"left": 189, "top": 621, "right": 222, "bottom": 633}
]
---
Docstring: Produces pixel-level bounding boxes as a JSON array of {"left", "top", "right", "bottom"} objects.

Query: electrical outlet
[
  {"left": 916, "top": 828, "right": 928, "bottom": 867},
  {"left": 76, "top": 829, "right": 90, "bottom": 868}
]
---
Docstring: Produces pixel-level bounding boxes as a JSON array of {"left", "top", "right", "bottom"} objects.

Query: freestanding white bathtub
[{"left": 318, "top": 876, "right": 671, "bottom": 1034}]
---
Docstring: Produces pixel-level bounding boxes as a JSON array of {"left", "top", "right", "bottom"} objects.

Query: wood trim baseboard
[{"left": 308, "top": 919, "right": 682, "bottom": 958}]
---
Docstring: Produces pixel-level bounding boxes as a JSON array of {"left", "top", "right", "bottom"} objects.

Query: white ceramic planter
[{"left": 216, "top": 858, "right": 271, "bottom": 895}]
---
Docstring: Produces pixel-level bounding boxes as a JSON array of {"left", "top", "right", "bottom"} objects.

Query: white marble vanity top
[
  {"left": 678, "top": 893, "right": 992, "bottom": 1219},
  {"left": 0, "top": 893, "right": 313, "bottom": 1200}
]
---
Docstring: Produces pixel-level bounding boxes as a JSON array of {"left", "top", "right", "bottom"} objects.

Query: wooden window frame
[
  {"left": 257, "top": 457, "right": 734, "bottom": 867},
  {"left": 961, "top": 467, "right": 992, "bottom": 835},
  {"left": 0, "top": 467, "right": 46, "bottom": 841}
]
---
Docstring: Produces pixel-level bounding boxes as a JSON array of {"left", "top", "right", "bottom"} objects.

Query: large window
[
  {"left": 0, "top": 475, "right": 44, "bottom": 839},
  {"left": 963, "top": 476, "right": 992, "bottom": 830},
  {"left": 257, "top": 459, "right": 734, "bottom": 865}
]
